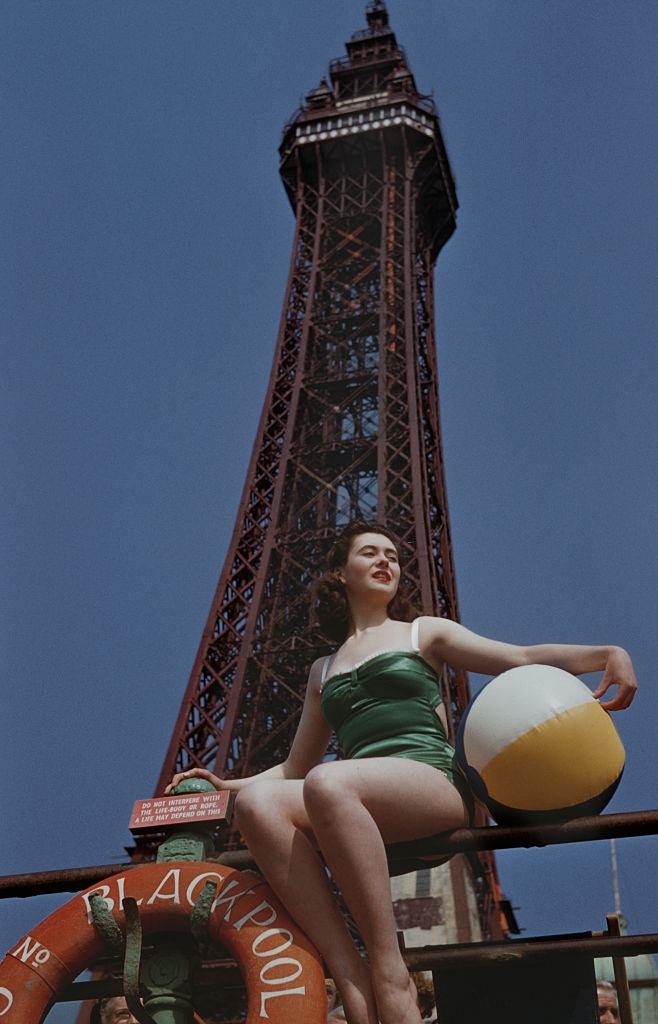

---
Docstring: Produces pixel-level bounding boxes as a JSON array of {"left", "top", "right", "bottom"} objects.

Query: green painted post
[
  {"left": 156, "top": 777, "right": 218, "bottom": 864},
  {"left": 140, "top": 941, "right": 196, "bottom": 1024},
  {"left": 140, "top": 778, "right": 220, "bottom": 1024}
]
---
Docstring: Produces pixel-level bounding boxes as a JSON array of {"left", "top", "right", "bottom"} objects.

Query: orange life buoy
[{"left": 0, "top": 862, "right": 327, "bottom": 1023}]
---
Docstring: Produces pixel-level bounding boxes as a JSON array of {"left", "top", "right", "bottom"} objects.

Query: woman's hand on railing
[{"left": 164, "top": 767, "right": 228, "bottom": 795}]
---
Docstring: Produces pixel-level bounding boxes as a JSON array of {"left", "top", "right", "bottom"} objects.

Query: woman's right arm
[{"left": 164, "top": 657, "right": 333, "bottom": 794}]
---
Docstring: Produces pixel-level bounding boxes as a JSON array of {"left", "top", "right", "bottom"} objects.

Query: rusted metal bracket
[
  {"left": 190, "top": 880, "right": 217, "bottom": 947},
  {"left": 89, "top": 893, "right": 124, "bottom": 955},
  {"left": 122, "top": 897, "right": 157, "bottom": 1024}
]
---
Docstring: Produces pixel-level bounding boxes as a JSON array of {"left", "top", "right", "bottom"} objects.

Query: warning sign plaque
[{"left": 129, "top": 791, "right": 232, "bottom": 833}]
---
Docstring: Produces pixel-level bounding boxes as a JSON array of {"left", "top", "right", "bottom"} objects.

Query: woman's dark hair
[{"left": 312, "top": 520, "right": 416, "bottom": 644}]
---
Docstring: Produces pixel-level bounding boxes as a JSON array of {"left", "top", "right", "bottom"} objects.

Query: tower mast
[{"left": 156, "top": 1, "right": 502, "bottom": 941}]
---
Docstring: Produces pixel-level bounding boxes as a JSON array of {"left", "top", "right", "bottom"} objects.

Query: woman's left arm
[{"left": 421, "top": 617, "right": 638, "bottom": 711}]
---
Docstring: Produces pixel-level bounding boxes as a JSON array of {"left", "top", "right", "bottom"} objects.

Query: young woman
[{"left": 167, "top": 521, "right": 638, "bottom": 1024}]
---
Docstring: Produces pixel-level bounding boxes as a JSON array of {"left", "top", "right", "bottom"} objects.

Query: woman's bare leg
[
  {"left": 302, "top": 759, "right": 468, "bottom": 1024},
  {"left": 233, "top": 780, "right": 378, "bottom": 1024}
]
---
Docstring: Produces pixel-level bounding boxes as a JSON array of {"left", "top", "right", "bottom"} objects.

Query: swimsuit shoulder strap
[{"left": 320, "top": 654, "right": 333, "bottom": 685}]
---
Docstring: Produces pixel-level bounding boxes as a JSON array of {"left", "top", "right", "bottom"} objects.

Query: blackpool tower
[{"left": 156, "top": 1, "right": 504, "bottom": 944}]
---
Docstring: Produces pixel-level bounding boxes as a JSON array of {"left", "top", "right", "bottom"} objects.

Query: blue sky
[{"left": 2, "top": 2, "right": 656, "bottom": 1014}]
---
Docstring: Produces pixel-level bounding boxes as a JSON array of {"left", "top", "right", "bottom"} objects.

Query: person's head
[
  {"left": 325, "top": 978, "right": 347, "bottom": 1020},
  {"left": 597, "top": 981, "right": 619, "bottom": 1023},
  {"left": 411, "top": 971, "right": 436, "bottom": 1019},
  {"left": 95, "top": 997, "right": 139, "bottom": 1024},
  {"left": 313, "top": 521, "right": 414, "bottom": 642}
]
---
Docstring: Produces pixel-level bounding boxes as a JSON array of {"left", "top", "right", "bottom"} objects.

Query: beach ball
[{"left": 455, "top": 665, "right": 625, "bottom": 825}]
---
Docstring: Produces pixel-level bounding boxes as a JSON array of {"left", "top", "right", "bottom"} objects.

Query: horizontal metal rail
[
  {"left": 2, "top": 809, "right": 656, "bottom": 900},
  {"left": 53, "top": 935, "right": 658, "bottom": 1003},
  {"left": 387, "top": 808, "right": 658, "bottom": 860},
  {"left": 54, "top": 933, "right": 658, "bottom": 1002},
  {"left": 405, "top": 932, "right": 658, "bottom": 971}
]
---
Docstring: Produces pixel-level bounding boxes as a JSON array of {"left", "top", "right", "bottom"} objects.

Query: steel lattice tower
[{"left": 156, "top": 2, "right": 504, "bottom": 942}]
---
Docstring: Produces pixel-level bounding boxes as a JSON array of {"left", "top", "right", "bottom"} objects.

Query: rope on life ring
[{"left": 0, "top": 862, "right": 327, "bottom": 1023}]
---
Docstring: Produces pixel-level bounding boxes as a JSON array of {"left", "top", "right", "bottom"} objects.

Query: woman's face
[{"left": 338, "top": 531, "right": 401, "bottom": 606}]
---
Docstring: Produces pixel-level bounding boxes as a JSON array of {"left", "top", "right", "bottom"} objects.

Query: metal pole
[
  {"left": 403, "top": 932, "right": 658, "bottom": 971},
  {"left": 607, "top": 913, "right": 634, "bottom": 1024},
  {"left": 611, "top": 838, "right": 622, "bottom": 917},
  {"left": 3, "top": 809, "right": 658, "bottom": 898}
]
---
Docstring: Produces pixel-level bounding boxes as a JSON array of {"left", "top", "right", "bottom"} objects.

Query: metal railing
[
  {"left": 2, "top": 808, "right": 656, "bottom": 1024},
  {"left": 2, "top": 808, "right": 656, "bottom": 899}
]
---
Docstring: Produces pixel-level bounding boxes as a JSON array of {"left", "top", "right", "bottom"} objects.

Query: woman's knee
[
  {"left": 233, "top": 781, "right": 277, "bottom": 832},
  {"left": 303, "top": 764, "right": 347, "bottom": 821},
  {"left": 234, "top": 779, "right": 307, "bottom": 836}
]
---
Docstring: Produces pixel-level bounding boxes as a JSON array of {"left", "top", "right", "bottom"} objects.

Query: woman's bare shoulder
[{"left": 415, "top": 615, "right": 459, "bottom": 641}]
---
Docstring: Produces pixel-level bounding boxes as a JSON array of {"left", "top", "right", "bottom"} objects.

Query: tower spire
[{"left": 365, "top": 0, "right": 390, "bottom": 33}]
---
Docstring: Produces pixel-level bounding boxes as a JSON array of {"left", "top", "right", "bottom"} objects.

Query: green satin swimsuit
[{"left": 320, "top": 646, "right": 473, "bottom": 820}]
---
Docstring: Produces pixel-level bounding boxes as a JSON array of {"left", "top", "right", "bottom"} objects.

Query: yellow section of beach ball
[{"left": 480, "top": 700, "right": 625, "bottom": 810}]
